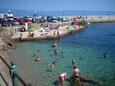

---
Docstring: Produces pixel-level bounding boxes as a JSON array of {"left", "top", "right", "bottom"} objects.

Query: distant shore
[{"left": 11, "top": 16, "right": 115, "bottom": 42}]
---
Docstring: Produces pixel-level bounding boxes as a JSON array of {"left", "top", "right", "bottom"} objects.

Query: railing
[
  {"left": 0, "top": 73, "right": 8, "bottom": 86},
  {"left": 0, "top": 56, "right": 31, "bottom": 86}
]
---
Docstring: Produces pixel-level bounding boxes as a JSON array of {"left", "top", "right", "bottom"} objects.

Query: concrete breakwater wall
[{"left": 86, "top": 16, "right": 115, "bottom": 23}]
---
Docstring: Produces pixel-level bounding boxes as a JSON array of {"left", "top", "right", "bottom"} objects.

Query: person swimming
[
  {"left": 33, "top": 49, "right": 40, "bottom": 57},
  {"left": 72, "top": 66, "right": 82, "bottom": 86},
  {"left": 50, "top": 61, "right": 56, "bottom": 71},
  {"left": 103, "top": 52, "right": 108, "bottom": 58},
  {"left": 72, "top": 58, "right": 77, "bottom": 68},
  {"left": 52, "top": 42, "right": 57, "bottom": 48},
  {"left": 59, "top": 72, "right": 66, "bottom": 85},
  {"left": 34, "top": 55, "right": 40, "bottom": 62},
  {"left": 34, "top": 50, "right": 37, "bottom": 57},
  {"left": 54, "top": 49, "right": 59, "bottom": 56},
  {"left": 73, "top": 66, "right": 80, "bottom": 78}
]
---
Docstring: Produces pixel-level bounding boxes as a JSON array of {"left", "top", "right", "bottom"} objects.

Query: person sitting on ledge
[{"left": 28, "top": 31, "right": 32, "bottom": 37}]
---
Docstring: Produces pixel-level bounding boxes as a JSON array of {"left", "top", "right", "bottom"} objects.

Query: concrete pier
[{"left": 85, "top": 16, "right": 115, "bottom": 23}]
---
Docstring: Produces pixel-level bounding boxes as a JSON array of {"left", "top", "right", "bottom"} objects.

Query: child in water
[
  {"left": 72, "top": 58, "right": 77, "bottom": 68},
  {"left": 51, "top": 61, "right": 56, "bottom": 71}
]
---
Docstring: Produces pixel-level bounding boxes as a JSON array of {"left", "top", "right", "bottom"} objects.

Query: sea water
[{"left": 10, "top": 23, "right": 115, "bottom": 86}]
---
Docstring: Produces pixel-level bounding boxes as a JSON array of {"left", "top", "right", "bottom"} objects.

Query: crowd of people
[{"left": 16, "top": 15, "right": 85, "bottom": 42}]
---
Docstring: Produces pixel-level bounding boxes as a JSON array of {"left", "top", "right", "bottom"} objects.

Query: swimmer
[
  {"left": 72, "top": 66, "right": 82, "bottom": 86},
  {"left": 59, "top": 72, "right": 66, "bottom": 85},
  {"left": 73, "top": 66, "right": 80, "bottom": 78},
  {"left": 33, "top": 49, "right": 40, "bottom": 57},
  {"left": 34, "top": 55, "right": 40, "bottom": 61},
  {"left": 103, "top": 52, "right": 108, "bottom": 58},
  {"left": 72, "top": 58, "right": 77, "bottom": 68},
  {"left": 52, "top": 42, "right": 57, "bottom": 48},
  {"left": 51, "top": 61, "right": 56, "bottom": 71},
  {"left": 34, "top": 50, "right": 37, "bottom": 57},
  {"left": 54, "top": 49, "right": 59, "bottom": 56}
]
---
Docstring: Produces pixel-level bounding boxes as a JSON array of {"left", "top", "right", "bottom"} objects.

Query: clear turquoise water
[{"left": 10, "top": 23, "right": 115, "bottom": 86}]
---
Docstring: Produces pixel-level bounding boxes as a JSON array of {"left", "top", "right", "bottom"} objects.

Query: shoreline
[
  {"left": 11, "top": 15, "right": 115, "bottom": 42},
  {"left": 12, "top": 26, "right": 85, "bottom": 42}
]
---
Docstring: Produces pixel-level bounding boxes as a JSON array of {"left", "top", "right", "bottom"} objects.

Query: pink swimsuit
[{"left": 59, "top": 76, "right": 65, "bottom": 81}]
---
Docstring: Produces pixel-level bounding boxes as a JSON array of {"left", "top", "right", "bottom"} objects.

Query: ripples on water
[{"left": 10, "top": 23, "right": 115, "bottom": 86}]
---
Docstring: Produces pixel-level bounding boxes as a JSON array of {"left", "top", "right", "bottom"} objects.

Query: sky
[{"left": 0, "top": 0, "right": 115, "bottom": 11}]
